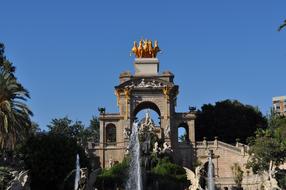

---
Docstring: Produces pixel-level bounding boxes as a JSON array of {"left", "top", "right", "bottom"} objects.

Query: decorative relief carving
[
  {"left": 125, "top": 79, "right": 165, "bottom": 89},
  {"left": 164, "top": 124, "right": 171, "bottom": 138},
  {"left": 163, "top": 86, "right": 171, "bottom": 100}
]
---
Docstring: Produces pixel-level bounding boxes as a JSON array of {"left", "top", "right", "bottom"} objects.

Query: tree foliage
[
  {"left": 278, "top": 20, "right": 286, "bottom": 31},
  {"left": 0, "top": 43, "right": 33, "bottom": 150},
  {"left": 178, "top": 133, "right": 187, "bottom": 143},
  {"left": 47, "top": 117, "right": 84, "bottom": 139},
  {"left": 88, "top": 116, "right": 99, "bottom": 143},
  {"left": 231, "top": 163, "right": 244, "bottom": 188},
  {"left": 196, "top": 99, "right": 267, "bottom": 143},
  {"left": 276, "top": 169, "right": 286, "bottom": 189},
  {"left": 0, "top": 166, "right": 13, "bottom": 190},
  {"left": 149, "top": 158, "right": 188, "bottom": 190},
  {"left": 95, "top": 157, "right": 129, "bottom": 189},
  {"left": 247, "top": 113, "right": 286, "bottom": 174},
  {"left": 0, "top": 43, "right": 15, "bottom": 74},
  {"left": 21, "top": 133, "right": 89, "bottom": 190},
  {"left": 47, "top": 116, "right": 99, "bottom": 149}
]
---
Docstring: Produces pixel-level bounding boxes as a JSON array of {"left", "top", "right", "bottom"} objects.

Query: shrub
[{"left": 95, "top": 157, "right": 129, "bottom": 189}]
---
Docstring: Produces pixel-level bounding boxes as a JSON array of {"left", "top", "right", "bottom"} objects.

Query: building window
[{"left": 106, "top": 124, "right": 116, "bottom": 145}]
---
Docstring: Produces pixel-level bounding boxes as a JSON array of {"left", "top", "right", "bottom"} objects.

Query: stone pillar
[
  {"left": 186, "top": 113, "right": 196, "bottom": 143},
  {"left": 99, "top": 115, "right": 106, "bottom": 168},
  {"left": 187, "top": 119, "right": 195, "bottom": 143}
]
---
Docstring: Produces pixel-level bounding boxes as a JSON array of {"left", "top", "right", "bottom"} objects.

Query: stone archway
[
  {"left": 133, "top": 101, "right": 161, "bottom": 117},
  {"left": 177, "top": 122, "right": 190, "bottom": 143},
  {"left": 132, "top": 101, "right": 162, "bottom": 130}
]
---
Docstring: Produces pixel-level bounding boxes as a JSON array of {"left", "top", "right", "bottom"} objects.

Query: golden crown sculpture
[{"left": 131, "top": 39, "right": 161, "bottom": 58}]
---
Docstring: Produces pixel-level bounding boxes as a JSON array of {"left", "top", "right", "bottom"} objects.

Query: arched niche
[
  {"left": 133, "top": 101, "right": 162, "bottom": 128},
  {"left": 106, "top": 123, "right": 116, "bottom": 145},
  {"left": 177, "top": 122, "right": 190, "bottom": 143}
]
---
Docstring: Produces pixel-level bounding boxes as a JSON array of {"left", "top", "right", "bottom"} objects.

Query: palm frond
[{"left": 0, "top": 69, "right": 33, "bottom": 150}]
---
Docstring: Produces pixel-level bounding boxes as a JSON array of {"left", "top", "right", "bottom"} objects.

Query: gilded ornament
[{"left": 130, "top": 39, "right": 161, "bottom": 58}]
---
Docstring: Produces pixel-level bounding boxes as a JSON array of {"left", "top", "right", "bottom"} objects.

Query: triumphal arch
[{"left": 90, "top": 40, "right": 195, "bottom": 168}]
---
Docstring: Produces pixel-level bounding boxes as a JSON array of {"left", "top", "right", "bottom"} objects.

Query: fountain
[
  {"left": 74, "top": 154, "right": 80, "bottom": 190},
  {"left": 126, "top": 122, "right": 142, "bottom": 190},
  {"left": 207, "top": 151, "right": 215, "bottom": 190}
]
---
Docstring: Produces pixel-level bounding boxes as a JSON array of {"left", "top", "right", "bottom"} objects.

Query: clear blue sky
[{"left": 1, "top": 1, "right": 286, "bottom": 129}]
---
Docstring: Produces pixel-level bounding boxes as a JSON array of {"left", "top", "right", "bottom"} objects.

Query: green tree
[
  {"left": 21, "top": 133, "right": 89, "bottom": 190},
  {"left": 0, "top": 43, "right": 33, "bottom": 150},
  {"left": 196, "top": 99, "right": 267, "bottom": 143},
  {"left": 247, "top": 112, "right": 286, "bottom": 174},
  {"left": 88, "top": 116, "right": 100, "bottom": 143},
  {"left": 95, "top": 157, "right": 129, "bottom": 189},
  {"left": 77, "top": 116, "right": 100, "bottom": 150},
  {"left": 178, "top": 134, "right": 187, "bottom": 143},
  {"left": 47, "top": 116, "right": 99, "bottom": 149},
  {"left": 47, "top": 117, "right": 84, "bottom": 139},
  {"left": 28, "top": 122, "right": 41, "bottom": 136},
  {"left": 276, "top": 169, "right": 286, "bottom": 189},
  {"left": 231, "top": 163, "right": 244, "bottom": 188},
  {"left": 150, "top": 158, "right": 188, "bottom": 190},
  {"left": 0, "top": 166, "right": 13, "bottom": 189},
  {"left": 0, "top": 43, "right": 15, "bottom": 74}
]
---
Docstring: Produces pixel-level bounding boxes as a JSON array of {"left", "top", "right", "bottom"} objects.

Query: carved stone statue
[
  {"left": 144, "top": 112, "right": 152, "bottom": 126},
  {"left": 78, "top": 168, "right": 88, "bottom": 190},
  {"left": 76, "top": 168, "right": 101, "bottom": 190},
  {"left": 164, "top": 124, "right": 170, "bottom": 138},
  {"left": 7, "top": 170, "right": 30, "bottom": 190},
  {"left": 109, "top": 157, "right": 114, "bottom": 168},
  {"left": 261, "top": 161, "right": 281, "bottom": 190},
  {"left": 139, "top": 111, "right": 155, "bottom": 132},
  {"left": 123, "top": 127, "right": 131, "bottom": 138},
  {"left": 153, "top": 141, "right": 159, "bottom": 154},
  {"left": 184, "top": 166, "right": 203, "bottom": 190},
  {"left": 162, "top": 142, "right": 173, "bottom": 153},
  {"left": 137, "top": 79, "right": 146, "bottom": 88}
]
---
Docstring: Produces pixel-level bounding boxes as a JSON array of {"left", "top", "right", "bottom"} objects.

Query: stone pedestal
[{"left": 134, "top": 58, "right": 159, "bottom": 76}]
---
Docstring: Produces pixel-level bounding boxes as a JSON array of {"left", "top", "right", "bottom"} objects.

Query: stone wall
[{"left": 195, "top": 140, "right": 262, "bottom": 190}]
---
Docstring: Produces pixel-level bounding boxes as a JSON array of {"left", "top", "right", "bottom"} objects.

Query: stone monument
[
  {"left": 87, "top": 40, "right": 261, "bottom": 190},
  {"left": 88, "top": 39, "right": 195, "bottom": 169}
]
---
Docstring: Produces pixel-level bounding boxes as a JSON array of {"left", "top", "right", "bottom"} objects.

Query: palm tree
[
  {"left": 278, "top": 20, "right": 286, "bottom": 31},
  {"left": 0, "top": 68, "right": 33, "bottom": 150}
]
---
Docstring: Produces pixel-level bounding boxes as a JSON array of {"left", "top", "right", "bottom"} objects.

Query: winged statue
[
  {"left": 7, "top": 170, "right": 29, "bottom": 190},
  {"left": 183, "top": 166, "right": 203, "bottom": 190}
]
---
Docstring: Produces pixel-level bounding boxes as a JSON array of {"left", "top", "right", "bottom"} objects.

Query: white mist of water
[
  {"left": 126, "top": 123, "right": 142, "bottom": 190},
  {"left": 208, "top": 153, "right": 215, "bottom": 190},
  {"left": 74, "top": 154, "right": 80, "bottom": 190}
]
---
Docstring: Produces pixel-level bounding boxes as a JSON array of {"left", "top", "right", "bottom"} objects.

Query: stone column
[
  {"left": 186, "top": 113, "right": 196, "bottom": 143},
  {"left": 99, "top": 115, "right": 106, "bottom": 168}
]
